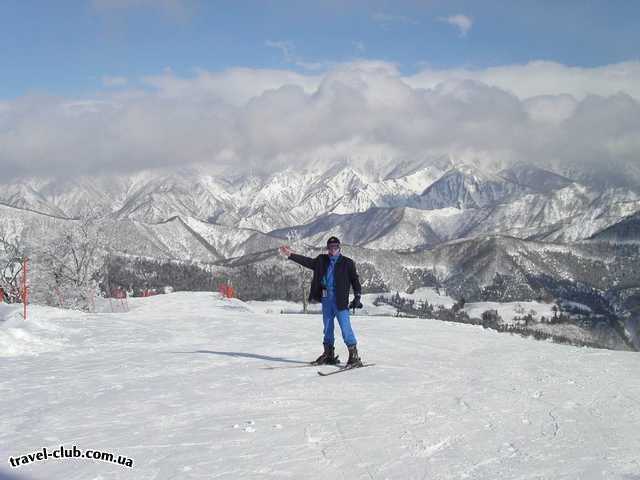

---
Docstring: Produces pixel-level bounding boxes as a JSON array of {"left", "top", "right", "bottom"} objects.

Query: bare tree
[{"left": 286, "top": 230, "right": 312, "bottom": 313}]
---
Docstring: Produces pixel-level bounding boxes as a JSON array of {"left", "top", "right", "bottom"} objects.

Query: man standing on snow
[{"left": 279, "top": 236, "right": 364, "bottom": 366}]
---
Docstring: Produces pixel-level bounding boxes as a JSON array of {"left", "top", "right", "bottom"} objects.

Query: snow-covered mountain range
[{"left": 2, "top": 160, "right": 639, "bottom": 258}]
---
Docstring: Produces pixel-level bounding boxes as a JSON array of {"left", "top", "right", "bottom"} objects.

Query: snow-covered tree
[
  {"left": 30, "top": 209, "right": 113, "bottom": 311},
  {"left": 0, "top": 229, "right": 27, "bottom": 303}
]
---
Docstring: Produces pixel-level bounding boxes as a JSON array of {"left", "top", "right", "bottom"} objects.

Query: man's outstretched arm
[{"left": 279, "top": 245, "right": 317, "bottom": 270}]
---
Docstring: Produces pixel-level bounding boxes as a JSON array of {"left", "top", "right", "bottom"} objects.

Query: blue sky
[{"left": 1, "top": 0, "right": 639, "bottom": 99}]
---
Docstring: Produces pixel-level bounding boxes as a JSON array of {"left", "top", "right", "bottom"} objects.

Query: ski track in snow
[{"left": 1, "top": 291, "right": 639, "bottom": 480}]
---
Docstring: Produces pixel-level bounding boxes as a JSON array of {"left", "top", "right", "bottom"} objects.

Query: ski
[
  {"left": 262, "top": 357, "right": 341, "bottom": 370},
  {"left": 261, "top": 363, "right": 317, "bottom": 370},
  {"left": 317, "top": 363, "right": 375, "bottom": 376}
]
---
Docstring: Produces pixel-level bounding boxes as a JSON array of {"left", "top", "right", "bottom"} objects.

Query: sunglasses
[{"left": 327, "top": 244, "right": 341, "bottom": 250}]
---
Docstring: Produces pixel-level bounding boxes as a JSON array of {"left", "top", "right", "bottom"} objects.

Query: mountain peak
[
  {"left": 419, "top": 164, "right": 523, "bottom": 209},
  {"left": 498, "top": 164, "right": 574, "bottom": 193}
]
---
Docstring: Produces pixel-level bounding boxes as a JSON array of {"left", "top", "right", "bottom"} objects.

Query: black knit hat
[{"left": 326, "top": 236, "right": 341, "bottom": 247}]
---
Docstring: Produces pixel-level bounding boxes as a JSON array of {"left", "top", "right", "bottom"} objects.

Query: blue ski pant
[{"left": 321, "top": 296, "right": 357, "bottom": 347}]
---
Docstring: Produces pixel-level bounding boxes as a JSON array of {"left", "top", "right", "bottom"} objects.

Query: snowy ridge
[
  {"left": 0, "top": 183, "right": 68, "bottom": 218},
  {"left": 418, "top": 164, "right": 527, "bottom": 209},
  {"left": 274, "top": 182, "right": 640, "bottom": 250},
  {"left": 589, "top": 209, "right": 640, "bottom": 243},
  {"left": 1, "top": 162, "right": 639, "bottom": 257}
]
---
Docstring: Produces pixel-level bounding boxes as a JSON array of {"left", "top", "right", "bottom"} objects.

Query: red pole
[{"left": 22, "top": 257, "right": 28, "bottom": 320}]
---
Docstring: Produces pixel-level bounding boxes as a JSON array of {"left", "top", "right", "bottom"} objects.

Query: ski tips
[{"left": 317, "top": 363, "right": 375, "bottom": 376}]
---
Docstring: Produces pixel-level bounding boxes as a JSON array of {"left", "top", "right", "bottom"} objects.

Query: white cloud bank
[{"left": 1, "top": 60, "right": 639, "bottom": 187}]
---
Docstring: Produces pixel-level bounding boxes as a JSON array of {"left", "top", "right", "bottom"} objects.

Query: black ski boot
[
  {"left": 346, "top": 345, "right": 363, "bottom": 367},
  {"left": 313, "top": 344, "right": 339, "bottom": 365}
]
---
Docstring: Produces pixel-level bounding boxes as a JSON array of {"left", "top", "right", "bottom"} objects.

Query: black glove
[{"left": 349, "top": 295, "right": 363, "bottom": 309}]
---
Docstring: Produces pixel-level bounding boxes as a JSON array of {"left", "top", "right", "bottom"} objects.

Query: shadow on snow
[{"left": 170, "top": 350, "right": 309, "bottom": 365}]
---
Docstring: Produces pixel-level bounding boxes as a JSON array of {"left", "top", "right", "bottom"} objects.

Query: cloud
[
  {"left": 407, "top": 61, "right": 640, "bottom": 100},
  {"left": 1, "top": 61, "right": 640, "bottom": 188},
  {"left": 523, "top": 94, "right": 577, "bottom": 124},
  {"left": 438, "top": 14, "right": 473, "bottom": 37}
]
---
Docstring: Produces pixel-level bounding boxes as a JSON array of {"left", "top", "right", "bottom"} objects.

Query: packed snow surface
[{"left": 1, "top": 292, "right": 639, "bottom": 480}]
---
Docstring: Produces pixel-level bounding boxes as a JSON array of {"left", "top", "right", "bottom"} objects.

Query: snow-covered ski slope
[{"left": 1, "top": 292, "right": 639, "bottom": 480}]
